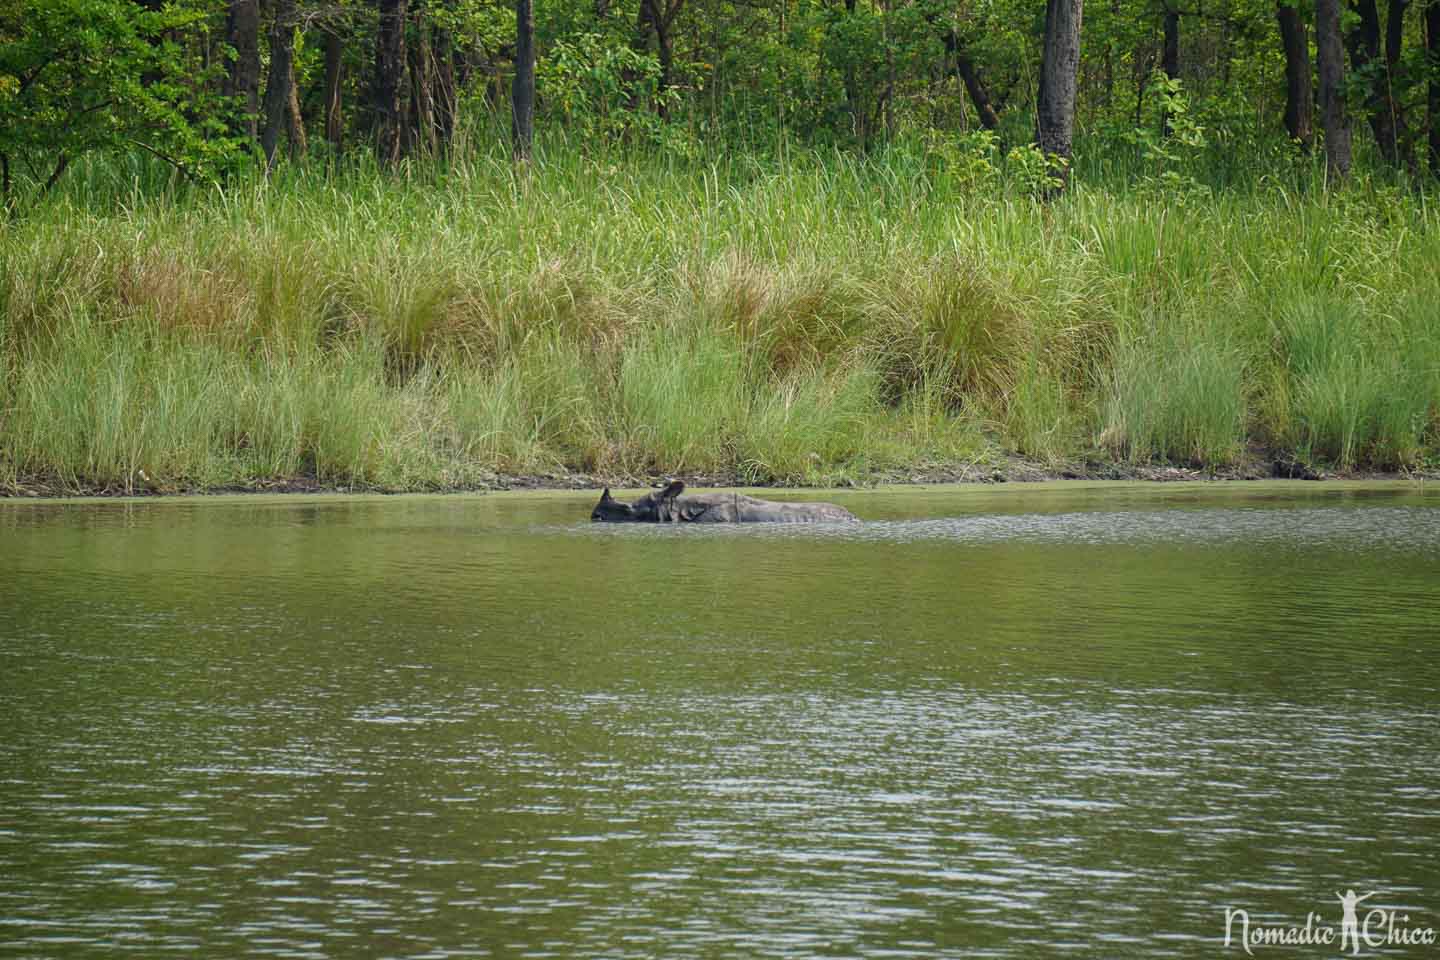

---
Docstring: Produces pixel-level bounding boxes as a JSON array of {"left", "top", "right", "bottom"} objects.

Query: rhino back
[
  {"left": 670, "top": 493, "right": 856, "bottom": 523},
  {"left": 735, "top": 496, "right": 856, "bottom": 523},
  {"left": 745, "top": 503, "right": 856, "bottom": 523}
]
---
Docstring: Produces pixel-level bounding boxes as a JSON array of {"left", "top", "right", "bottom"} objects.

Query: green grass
[{"left": 1, "top": 140, "right": 1438, "bottom": 493}]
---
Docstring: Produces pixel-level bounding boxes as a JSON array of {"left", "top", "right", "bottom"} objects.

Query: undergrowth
[{"left": 1, "top": 142, "right": 1437, "bottom": 493}]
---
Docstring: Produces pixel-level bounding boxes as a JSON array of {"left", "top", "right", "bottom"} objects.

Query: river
[{"left": 2, "top": 482, "right": 1438, "bottom": 958}]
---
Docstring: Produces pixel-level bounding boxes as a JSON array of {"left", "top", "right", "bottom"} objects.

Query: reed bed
[{"left": 2, "top": 144, "right": 1437, "bottom": 492}]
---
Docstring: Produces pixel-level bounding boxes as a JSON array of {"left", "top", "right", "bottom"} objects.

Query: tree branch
[
  {"left": 17, "top": 55, "right": 58, "bottom": 96},
  {"left": 126, "top": 139, "right": 202, "bottom": 184},
  {"left": 38, "top": 152, "right": 70, "bottom": 198}
]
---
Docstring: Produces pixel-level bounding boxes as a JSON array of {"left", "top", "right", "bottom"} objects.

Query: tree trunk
[
  {"left": 956, "top": 49, "right": 1001, "bottom": 131},
  {"left": 225, "top": 0, "right": 261, "bottom": 142},
  {"left": 1163, "top": 7, "right": 1180, "bottom": 79},
  {"left": 882, "top": 0, "right": 895, "bottom": 138},
  {"left": 374, "top": 0, "right": 408, "bottom": 165},
  {"left": 1428, "top": 0, "right": 1440, "bottom": 177},
  {"left": 1161, "top": 6, "right": 1179, "bottom": 135},
  {"left": 1316, "top": 0, "right": 1352, "bottom": 179},
  {"left": 1277, "top": 3, "right": 1314, "bottom": 149},
  {"left": 434, "top": 28, "right": 458, "bottom": 147},
  {"left": 286, "top": 55, "right": 307, "bottom": 159},
  {"left": 841, "top": 0, "right": 868, "bottom": 148},
  {"left": 409, "top": 4, "right": 437, "bottom": 154},
  {"left": 653, "top": 6, "right": 675, "bottom": 119},
  {"left": 1347, "top": 0, "right": 1393, "bottom": 165},
  {"left": 940, "top": 29, "right": 1000, "bottom": 131},
  {"left": 324, "top": 29, "right": 345, "bottom": 151},
  {"left": 1036, "top": 0, "right": 1084, "bottom": 192},
  {"left": 512, "top": 0, "right": 535, "bottom": 160},
  {"left": 1347, "top": 0, "right": 1401, "bottom": 164},
  {"left": 260, "top": 0, "right": 297, "bottom": 168},
  {"left": 1385, "top": 0, "right": 1411, "bottom": 165}
]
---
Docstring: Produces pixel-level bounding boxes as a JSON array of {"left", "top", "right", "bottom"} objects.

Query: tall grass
[{"left": 1, "top": 140, "right": 1437, "bottom": 493}]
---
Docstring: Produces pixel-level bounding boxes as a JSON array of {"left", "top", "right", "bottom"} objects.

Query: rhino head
[{"left": 591, "top": 481, "right": 686, "bottom": 522}]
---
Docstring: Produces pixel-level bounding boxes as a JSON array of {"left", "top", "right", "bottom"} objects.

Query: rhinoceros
[{"left": 591, "top": 481, "right": 857, "bottom": 524}]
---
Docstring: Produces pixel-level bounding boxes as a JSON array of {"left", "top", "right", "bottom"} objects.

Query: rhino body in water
[{"left": 591, "top": 481, "right": 857, "bottom": 524}]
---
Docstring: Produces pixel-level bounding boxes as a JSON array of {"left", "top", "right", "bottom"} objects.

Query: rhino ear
[
  {"left": 660, "top": 480, "right": 685, "bottom": 500},
  {"left": 600, "top": 487, "right": 613, "bottom": 501}
]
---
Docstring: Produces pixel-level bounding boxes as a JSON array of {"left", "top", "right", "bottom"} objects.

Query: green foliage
[
  {"left": 919, "top": 128, "right": 1002, "bottom": 189},
  {"left": 3, "top": 144, "right": 1440, "bottom": 493},
  {"left": 538, "top": 33, "right": 677, "bottom": 147},
  {"left": 1119, "top": 73, "right": 1210, "bottom": 199},
  {"left": 0, "top": 0, "right": 242, "bottom": 212},
  {"left": 1005, "top": 143, "right": 1067, "bottom": 196}
]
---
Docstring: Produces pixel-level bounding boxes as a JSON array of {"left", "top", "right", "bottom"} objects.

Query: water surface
[{"left": 3, "top": 482, "right": 1438, "bottom": 958}]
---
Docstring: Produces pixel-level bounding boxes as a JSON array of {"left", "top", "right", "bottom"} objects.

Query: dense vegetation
[{"left": 1, "top": 0, "right": 1438, "bottom": 492}]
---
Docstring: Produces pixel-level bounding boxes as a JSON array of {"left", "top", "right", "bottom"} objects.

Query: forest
[{"left": 1, "top": 0, "right": 1438, "bottom": 492}]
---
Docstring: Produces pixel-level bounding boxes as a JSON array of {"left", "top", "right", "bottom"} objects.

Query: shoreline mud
[{"left": 4, "top": 452, "right": 1434, "bottom": 500}]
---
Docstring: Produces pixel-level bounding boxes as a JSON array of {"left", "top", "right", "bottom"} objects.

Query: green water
[{"left": 2, "top": 483, "right": 1439, "bottom": 958}]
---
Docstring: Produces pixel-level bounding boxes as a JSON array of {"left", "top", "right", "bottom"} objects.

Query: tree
[
  {"left": 931, "top": 19, "right": 1000, "bottom": 132},
  {"left": 408, "top": 1, "right": 437, "bottom": 154},
  {"left": 1316, "top": 0, "right": 1352, "bottom": 178},
  {"left": 322, "top": 29, "right": 345, "bottom": 150},
  {"left": 513, "top": 0, "right": 535, "bottom": 159},
  {"left": 224, "top": 0, "right": 261, "bottom": 141},
  {"left": 374, "top": 0, "right": 408, "bottom": 164},
  {"left": 1346, "top": 0, "right": 1401, "bottom": 166},
  {"left": 1276, "top": 3, "right": 1313, "bottom": 149},
  {"left": 261, "top": 0, "right": 303, "bottom": 167},
  {"left": 0, "top": 0, "right": 234, "bottom": 212},
  {"left": 1429, "top": 0, "right": 1440, "bottom": 176},
  {"left": 1037, "top": 0, "right": 1084, "bottom": 192},
  {"left": 433, "top": 24, "right": 458, "bottom": 147},
  {"left": 635, "top": 0, "right": 686, "bottom": 113},
  {"left": 1162, "top": 3, "right": 1179, "bottom": 81}
]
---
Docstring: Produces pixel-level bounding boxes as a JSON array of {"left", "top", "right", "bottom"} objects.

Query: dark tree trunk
[
  {"left": 286, "top": 55, "right": 307, "bottom": 159},
  {"left": 374, "top": 0, "right": 408, "bottom": 165},
  {"left": 1162, "top": 7, "right": 1180, "bottom": 79},
  {"left": 632, "top": 0, "right": 683, "bottom": 117},
  {"left": 654, "top": 12, "right": 675, "bottom": 117},
  {"left": 956, "top": 49, "right": 1001, "bottom": 131},
  {"left": 1429, "top": 0, "right": 1440, "bottom": 177},
  {"left": 1036, "top": 0, "right": 1084, "bottom": 192},
  {"left": 1347, "top": 0, "right": 1399, "bottom": 164},
  {"left": 1317, "top": 0, "right": 1352, "bottom": 178},
  {"left": 512, "top": 0, "right": 535, "bottom": 160},
  {"left": 640, "top": 0, "right": 682, "bottom": 115},
  {"left": 225, "top": 0, "right": 261, "bottom": 141},
  {"left": 1161, "top": 6, "right": 1179, "bottom": 134},
  {"left": 841, "top": 0, "right": 868, "bottom": 147},
  {"left": 1277, "top": 3, "right": 1314, "bottom": 149},
  {"left": 434, "top": 28, "right": 458, "bottom": 147},
  {"left": 324, "top": 29, "right": 345, "bottom": 150},
  {"left": 1385, "top": 0, "right": 1412, "bottom": 164},
  {"left": 260, "top": 0, "right": 298, "bottom": 167},
  {"left": 409, "top": 3, "right": 437, "bottom": 154},
  {"left": 939, "top": 28, "right": 1000, "bottom": 131}
]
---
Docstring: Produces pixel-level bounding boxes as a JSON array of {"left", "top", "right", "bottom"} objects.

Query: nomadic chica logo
[{"left": 1223, "top": 891, "right": 1436, "bottom": 955}]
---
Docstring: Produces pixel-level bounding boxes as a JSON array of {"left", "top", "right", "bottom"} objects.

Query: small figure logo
[
  {"left": 1337, "top": 890, "right": 1376, "bottom": 955},
  {"left": 1222, "top": 888, "right": 1435, "bottom": 954}
]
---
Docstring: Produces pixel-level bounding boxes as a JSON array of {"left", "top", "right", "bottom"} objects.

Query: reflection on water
[
  {"left": 2, "top": 484, "right": 1439, "bottom": 958},
  {"left": 574, "top": 504, "right": 1440, "bottom": 550}
]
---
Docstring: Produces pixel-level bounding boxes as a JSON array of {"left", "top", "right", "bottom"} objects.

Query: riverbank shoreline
[
  {"left": 4, "top": 451, "right": 1433, "bottom": 500},
  {"left": 5, "top": 157, "right": 1439, "bottom": 503}
]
